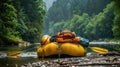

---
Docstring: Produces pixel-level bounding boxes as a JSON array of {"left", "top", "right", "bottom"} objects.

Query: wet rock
[
  {"left": 21, "top": 53, "right": 120, "bottom": 67},
  {"left": 27, "top": 63, "right": 32, "bottom": 67},
  {"left": 0, "top": 52, "right": 7, "bottom": 58},
  {"left": 106, "top": 51, "right": 120, "bottom": 56}
]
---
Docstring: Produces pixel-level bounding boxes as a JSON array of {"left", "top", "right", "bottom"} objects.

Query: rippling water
[
  {"left": 0, "top": 52, "right": 38, "bottom": 67},
  {"left": 0, "top": 57, "right": 38, "bottom": 67}
]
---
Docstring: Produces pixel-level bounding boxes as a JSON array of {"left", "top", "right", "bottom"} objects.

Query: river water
[
  {"left": 0, "top": 57, "right": 38, "bottom": 67},
  {"left": 0, "top": 43, "right": 119, "bottom": 67},
  {"left": 0, "top": 52, "right": 38, "bottom": 67}
]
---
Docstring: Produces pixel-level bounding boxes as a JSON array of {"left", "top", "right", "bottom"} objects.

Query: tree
[
  {"left": 68, "top": 13, "right": 90, "bottom": 37},
  {"left": 112, "top": 0, "right": 120, "bottom": 39},
  {"left": 45, "top": 0, "right": 111, "bottom": 36},
  {"left": 84, "top": 2, "right": 114, "bottom": 40},
  {"left": 14, "top": 0, "right": 46, "bottom": 42},
  {"left": 0, "top": 0, "right": 46, "bottom": 45},
  {"left": 0, "top": 0, "right": 21, "bottom": 45}
]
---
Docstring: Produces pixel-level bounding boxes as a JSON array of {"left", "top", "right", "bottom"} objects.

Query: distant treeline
[
  {"left": 0, "top": 0, "right": 45, "bottom": 45},
  {"left": 44, "top": 0, "right": 120, "bottom": 41}
]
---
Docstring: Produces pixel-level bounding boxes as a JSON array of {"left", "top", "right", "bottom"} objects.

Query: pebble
[{"left": 20, "top": 54, "right": 120, "bottom": 67}]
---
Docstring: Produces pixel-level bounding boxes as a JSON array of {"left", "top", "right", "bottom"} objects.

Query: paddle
[
  {"left": 89, "top": 47, "right": 109, "bottom": 54},
  {"left": 80, "top": 38, "right": 109, "bottom": 55},
  {"left": 7, "top": 51, "right": 22, "bottom": 56},
  {"left": 7, "top": 46, "right": 37, "bottom": 56}
]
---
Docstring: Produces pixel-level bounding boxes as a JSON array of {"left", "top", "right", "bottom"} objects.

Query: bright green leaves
[
  {"left": 0, "top": 0, "right": 20, "bottom": 42},
  {"left": 0, "top": 0, "right": 46, "bottom": 45}
]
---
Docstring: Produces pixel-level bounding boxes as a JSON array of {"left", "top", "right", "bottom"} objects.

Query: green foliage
[
  {"left": 85, "top": 2, "right": 114, "bottom": 40},
  {"left": 69, "top": 13, "right": 90, "bottom": 36},
  {"left": 0, "top": 0, "right": 45, "bottom": 45},
  {"left": 0, "top": 0, "right": 22, "bottom": 45},
  {"left": 44, "top": 0, "right": 111, "bottom": 34},
  {"left": 48, "top": 1, "right": 115, "bottom": 40},
  {"left": 113, "top": 45, "right": 120, "bottom": 51},
  {"left": 49, "top": 21, "right": 69, "bottom": 35},
  {"left": 45, "top": 0, "right": 110, "bottom": 23},
  {"left": 14, "top": 0, "right": 46, "bottom": 42},
  {"left": 112, "top": 0, "right": 120, "bottom": 38}
]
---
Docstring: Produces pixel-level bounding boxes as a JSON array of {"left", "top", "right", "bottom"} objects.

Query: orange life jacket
[
  {"left": 56, "top": 37, "right": 80, "bottom": 44},
  {"left": 56, "top": 32, "right": 75, "bottom": 38},
  {"left": 55, "top": 31, "right": 80, "bottom": 44}
]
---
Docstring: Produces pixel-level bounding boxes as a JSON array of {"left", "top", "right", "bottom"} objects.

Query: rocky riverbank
[
  {"left": 1, "top": 52, "right": 120, "bottom": 67},
  {"left": 21, "top": 53, "right": 120, "bottom": 67}
]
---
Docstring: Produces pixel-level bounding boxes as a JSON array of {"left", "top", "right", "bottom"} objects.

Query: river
[
  {"left": 0, "top": 57, "right": 38, "bottom": 67},
  {"left": 0, "top": 42, "right": 120, "bottom": 67},
  {"left": 0, "top": 52, "right": 38, "bottom": 67},
  {"left": 0, "top": 52, "right": 120, "bottom": 67}
]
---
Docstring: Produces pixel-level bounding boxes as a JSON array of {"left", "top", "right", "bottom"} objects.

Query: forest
[
  {"left": 44, "top": 0, "right": 120, "bottom": 41},
  {"left": 0, "top": 0, "right": 120, "bottom": 45},
  {"left": 0, "top": 0, "right": 45, "bottom": 45}
]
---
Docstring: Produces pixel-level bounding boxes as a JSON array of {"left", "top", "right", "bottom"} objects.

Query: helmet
[{"left": 41, "top": 35, "right": 51, "bottom": 45}]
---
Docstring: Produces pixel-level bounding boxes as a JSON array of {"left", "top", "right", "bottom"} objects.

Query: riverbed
[{"left": 0, "top": 52, "right": 120, "bottom": 67}]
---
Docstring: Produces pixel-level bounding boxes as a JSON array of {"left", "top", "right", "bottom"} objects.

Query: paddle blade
[
  {"left": 90, "top": 47, "right": 108, "bottom": 54},
  {"left": 7, "top": 51, "right": 21, "bottom": 56}
]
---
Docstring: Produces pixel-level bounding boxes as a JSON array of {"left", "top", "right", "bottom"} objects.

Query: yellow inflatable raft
[{"left": 37, "top": 42, "right": 86, "bottom": 58}]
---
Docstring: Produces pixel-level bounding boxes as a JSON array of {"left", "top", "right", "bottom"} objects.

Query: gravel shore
[{"left": 21, "top": 53, "right": 120, "bottom": 67}]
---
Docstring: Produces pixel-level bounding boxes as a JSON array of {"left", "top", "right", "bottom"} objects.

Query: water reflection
[{"left": 0, "top": 52, "right": 38, "bottom": 67}]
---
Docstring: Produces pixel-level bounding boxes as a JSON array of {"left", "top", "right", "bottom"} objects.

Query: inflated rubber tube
[{"left": 37, "top": 42, "right": 86, "bottom": 58}]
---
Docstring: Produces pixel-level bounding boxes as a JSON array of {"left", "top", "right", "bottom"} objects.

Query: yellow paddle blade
[
  {"left": 7, "top": 51, "right": 21, "bottom": 56},
  {"left": 90, "top": 47, "right": 108, "bottom": 54}
]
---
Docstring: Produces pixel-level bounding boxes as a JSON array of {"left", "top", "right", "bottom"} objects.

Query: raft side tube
[{"left": 37, "top": 42, "right": 86, "bottom": 58}]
